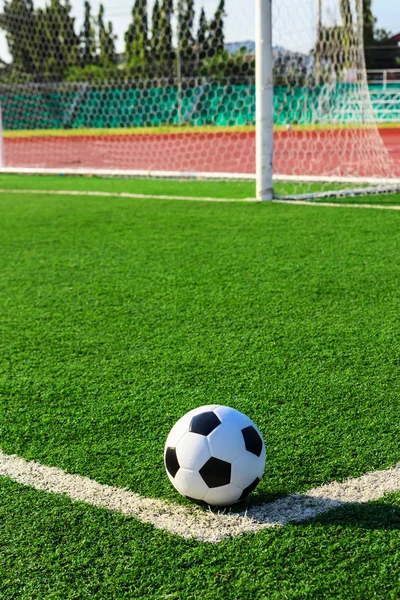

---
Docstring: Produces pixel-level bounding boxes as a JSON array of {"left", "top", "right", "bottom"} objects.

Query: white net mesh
[{"left": 0, "top": 0, "right": 398, "bottom": 197}]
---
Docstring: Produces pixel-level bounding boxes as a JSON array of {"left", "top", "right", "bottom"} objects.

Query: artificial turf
[
  {"left": 0, "top": 173, "right": 255, "bottom": 199},
  {"left": 0, "top": 180, "right": 400, "bottom": 502},
  {"left": 0, "top": 179, "right": 399, "bottom": 596},
  {"left": 0, "top": 173, "right": 399, "bottom": 205},
  {"left": 0, "top": 477, "right": 399, "bottom": 599}
]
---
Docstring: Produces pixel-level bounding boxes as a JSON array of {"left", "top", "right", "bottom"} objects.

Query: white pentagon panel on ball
[
  {"left": 175, "top": 432, "right": 211, "bottom": 471},
  {"left": 189, "top": 404, "right": 219, "bottom": 417},
  {"left": 174, "top": 469, "right": 209, "bottom": 501},
  {"left": 204, "top": 484, "right": 243, "bottom": 507},
  {"left": 165, "top": 404, "right": 218, "bottom": 448},
  {"left": 231, "top": 451, "right": 266, "bottom": 491},
  {"left": 207, "top": 422, "right": 246, "bottom": 463},
  {"left": 165, "top": 413, "right": 193, "bottom": 448},
  {"left": 213, "top": 405, "right": 254, "bottom": 430}
]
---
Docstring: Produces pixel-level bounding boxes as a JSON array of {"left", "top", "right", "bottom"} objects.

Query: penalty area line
[{"left": 0, "top": 450, "right": 399, "bottom": 543}]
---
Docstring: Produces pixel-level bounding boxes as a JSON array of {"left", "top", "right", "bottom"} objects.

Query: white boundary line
[
  {"left": 272, "top": 198, "right": 400, "bottom": 211},
  {"left": 1, "top": 451, "right": 399, "bottom": 543},
  {"left": 0, "top": 188, "right": 255, "bottom": 203},
  {"left": 1, "top": 167, "right": 400, "bottom": 186},
  {"left": 0, "top": 167, "right": 255, "bottom": 180},
  {"left": 2, "top": 188, "right": 400, "bottom": 210}
]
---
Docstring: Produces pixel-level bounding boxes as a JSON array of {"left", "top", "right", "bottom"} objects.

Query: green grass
[
  {"left": 0, "top": 173, "right": 255, "bottom": 199},
  {"left": 0, "top": 176, "right": 400, "bottom": 597},
  {"left": 0, "top": 173, "right": 399, "bottom": 204},
  {"left": 1, "top": 478, "right": 399, "bottom": 599}
]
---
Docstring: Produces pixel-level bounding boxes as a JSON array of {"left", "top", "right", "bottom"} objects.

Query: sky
[{"left": 0, "top": 0, "right": 399, "bottom": 64}]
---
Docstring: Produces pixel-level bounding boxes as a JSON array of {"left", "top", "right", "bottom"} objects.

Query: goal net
[{"left": 0, "top": 0, "right": 398, "bottom": 199}]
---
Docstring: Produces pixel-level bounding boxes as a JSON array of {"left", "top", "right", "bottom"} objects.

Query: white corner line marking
[{"left": 1, "top": 451, "right": 399, "bottom": 543}]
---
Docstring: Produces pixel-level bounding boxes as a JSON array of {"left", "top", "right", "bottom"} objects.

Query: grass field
[{"left": 0, "top": 175, "right": 400, "bottom": 598}]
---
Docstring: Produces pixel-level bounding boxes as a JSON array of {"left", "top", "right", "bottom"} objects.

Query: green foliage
[
  {"left": 65, "top": 63, "right": 120, "bottom": 82},
  {"left": 315, "top": 24, "right": 356, "bottom": 78},
  {"left": 81, "top": 0, "right": 96, "bottom": 66},
  {"left": 197, "top": 7, "right": 209, "bottom": 60},
  {"left": 200, "top": 47, "right": 255, "bottom": 82},
  {"left": 314, "top": 0, "right": 399, "bottom": 79},
  {"left": 0, "top": 0, "right": 251, "bottom": 83},
  {"left": 208, "top": 0, "right": 225, "bottom": 58},
  {"left": 178, "top": 0, "right": 195, "bottom": 63},
  {"left": 0, "top": 0, "right": 117, "bottom": 80},
  {"left": 125, "top": 0, "right": 148, "bottom": 67},
  {"left": 150, "top": 0, "right": 161, "bottom": 62},
  {"left": 159, "top": 0, "right": 174, "bottom": 63},
  {"left": 0, "top": 0, "right": 36, "bottom": 75},
  {"left": 363, "top": 0, "right": 399, "bottom": 70},
  {"left": 98, "top": 4, "right": 117, "bottom": 66},
  {"left": 363, "top": 0, "right": 375, "bottom": 48},
  {"left": 0, "top": 0, "right": 80, "bottom": 80},
  {"left": 339, "top": 0, "right": 353, "bottom": 28}
]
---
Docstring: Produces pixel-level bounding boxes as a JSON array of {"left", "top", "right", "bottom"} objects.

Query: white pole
[
  {"left": 256, "top": 0, "right": 274, "bottom": 201},
  {"left": 316, "top": 0, "right": 322, "bottom": 85},
  {"left": 176, "top": 6, "right": 183, "bottom": 126}
]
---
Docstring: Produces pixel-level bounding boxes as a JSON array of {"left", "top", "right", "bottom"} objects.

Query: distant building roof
[{"left": 387, "top": 33, "right": 400, "bottom": 44}]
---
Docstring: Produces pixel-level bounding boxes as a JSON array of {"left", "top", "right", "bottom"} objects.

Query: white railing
[{"left": 367, "top": 69, "right": 400, "bottom": 89}]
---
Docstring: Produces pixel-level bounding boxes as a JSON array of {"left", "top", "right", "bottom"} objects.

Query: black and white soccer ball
[{"left": 164, "top": 405, "right": 266, "bottom": 506}]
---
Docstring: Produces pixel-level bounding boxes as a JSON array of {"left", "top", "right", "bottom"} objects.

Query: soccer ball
[{"left": 164, "top": 405, "right": 266, "bottom": 507}]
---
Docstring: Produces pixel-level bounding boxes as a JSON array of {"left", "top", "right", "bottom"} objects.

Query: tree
[
  {"left": 150, "top": 0, "right": 161, "bottom": 61},
  {"left": 196, "top": 7, "right": 209, "bottom": 60},
  {"left": 125, "top": 0, "right": 148, "bottom": 66},
  {"left": 0, "top": 0, "right": 37, "bottom": 75},
  {"left": 98, "top": 4, "right": 116, "bottom": 65},
  {"left": 208, "top": 0, "right": 225, "bottom": 57},
  {"left": 0, "top": 0, "right": 79, "bottom": 80},
  {"left": 340, "top": 0, "right": 353, "bottom": 29},
  {"left": 201, "top": 47, "right": 255, "bottom": 84},
  {"left": 363, "top": 0, "right": 374, "bottom": 48},
  {"left": 159, "top": 0, "right": 174, "bottom": 63},
  {"left": 178, "top": 0, "right": 195, "bottom": 64},
  {"left": 42, "top": 0, "right": 80, "bottom": 77},
  {"left": 81, "top": 0, "right": 96, "bottom": 66},
  {"left": 363, "top": 0, "right": 398, "bottom": 69}
]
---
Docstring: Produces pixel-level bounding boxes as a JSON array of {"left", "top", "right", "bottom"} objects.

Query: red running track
[{"left": 3, "top": 128, "right": 400, "bottom": 178}]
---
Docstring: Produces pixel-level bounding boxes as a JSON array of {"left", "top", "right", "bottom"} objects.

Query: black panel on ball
[
  {"left": 199, "top": 457, "right": 231, "bottom": 488},
  {"left": 239, "top": 477, "right": 261, "bottom": 500},
  {"left": 165, "top": 447, "right": 180, "bottom": 478},
  {"left": 190, "top": 411, "right": 221, "bottom": 436},
  {"left": 242, "top": 426, "right": 263, "bottom": 457}
]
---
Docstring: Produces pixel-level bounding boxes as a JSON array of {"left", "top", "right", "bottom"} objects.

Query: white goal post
[
  {"left": 254, "top": 0, "right": 400, "bottom": 200},
  {"left": 0, "top": 0, "right": 398, "bottom": 199},
  {"left": 256, "top": 0, "right": 273, "bottom": 201}
]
